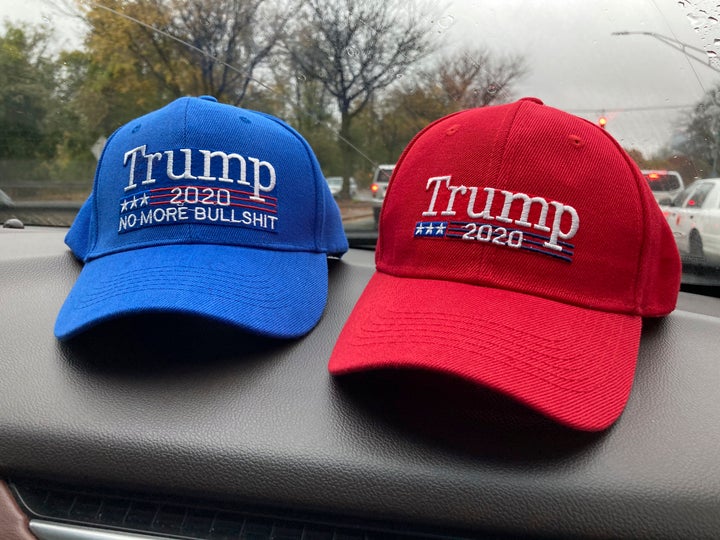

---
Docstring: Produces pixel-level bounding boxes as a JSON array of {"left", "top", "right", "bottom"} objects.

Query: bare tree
[
  {"left": 77, "top": 0, "right": 293, "bottom": 107},
  {"left": 431, "top": 48, "right": 527, "bottom": 109},
  {"left": 288, "top": 0, "right": 435, "bottom": 198},
  {"left": 171, "top": 0, "right": 294, "bottom": 104},
  {"left": 367, "top": 47, "right": 527, "bottom": 163},
  {"left": 679, "top": 84, "right": 720, "bottom": 176}
]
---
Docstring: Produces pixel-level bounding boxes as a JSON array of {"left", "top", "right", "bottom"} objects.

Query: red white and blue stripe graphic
[
  {"left": 415, "top": 220, "right": 575, "bottom": 262},
  {"left": 118, "top": 185, "right": 277, "bottom": 214},
  {"left": 117, "top": 184, "right": 278, "bottom": 234}
]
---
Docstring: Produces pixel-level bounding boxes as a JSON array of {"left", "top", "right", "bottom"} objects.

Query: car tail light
[
  {"left": 645, "top": 170, "right": 668, "bottom": 181},
  {"left": 371, "top": 183, "right": 379, "bottom": 196}
]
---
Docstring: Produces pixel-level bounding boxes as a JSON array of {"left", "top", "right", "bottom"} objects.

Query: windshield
[{"left": 2, "top": 0, "right": 720, "bottom": 289}]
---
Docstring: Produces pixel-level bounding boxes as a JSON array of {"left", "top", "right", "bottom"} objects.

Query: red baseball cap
[{"left": 329, "top": 98, "right": 681, "bottom": 431}]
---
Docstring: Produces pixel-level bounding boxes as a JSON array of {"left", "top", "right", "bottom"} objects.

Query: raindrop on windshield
[
  {"left": 687, "top": 12, "right": 703, "bottom": 29},
  {"left": 437, "top": 15, "right": 455, "bottom": 29}
]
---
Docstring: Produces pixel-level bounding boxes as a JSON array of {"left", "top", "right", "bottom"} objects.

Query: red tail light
[{"left": 371, "top": 183, "right": 379, "bottom": 193}]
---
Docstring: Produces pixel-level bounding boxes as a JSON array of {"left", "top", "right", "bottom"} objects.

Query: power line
[
  {"left": 567, "top": 104, "right": 695, "bottom": 114},
  {"left": 84, "top": 1, "right": 379, "bottom": 169}
]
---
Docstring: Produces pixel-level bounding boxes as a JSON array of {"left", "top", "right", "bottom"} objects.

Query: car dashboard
[{"left": 1, "top": 226, "right": 720, "bottom": 539}]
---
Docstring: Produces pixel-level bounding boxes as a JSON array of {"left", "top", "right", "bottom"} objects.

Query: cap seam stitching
[
  {"left": 376, "top": 109, "right": 468, "bottom": 264},
  {"left": 577, "top": 116, "right": 647, "bottom": 313},
  {"left": 89, "top": 127, "right": 123, "bottom": 258},
  {"left": 254, "top": 111, "right": 323, "bottom": 251},
  {"left": 493, "top": 100, "right": 529, "bottom": 184},
  {"left": 374, "top": 267, "right": 640, "bottom": 317},
  {"left": 182, "top": 98, "right": 195, "bottom": 243},
  {"left": 83, "top": 241, "right": 328, "bottom": 262}
]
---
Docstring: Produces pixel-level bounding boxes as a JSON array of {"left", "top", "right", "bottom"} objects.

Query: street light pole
[
  {"left": 611, "top": 31, "right": 720, "bottom": 74},
  {"left": 614, "top": 31, "right": 720, "bottom": 175}
]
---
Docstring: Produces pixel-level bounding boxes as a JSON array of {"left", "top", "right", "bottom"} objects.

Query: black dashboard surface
[{"left": 1, "top": 227, "right": 720, "bottom": 539}]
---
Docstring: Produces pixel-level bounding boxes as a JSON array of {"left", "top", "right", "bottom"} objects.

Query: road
[{"left": 337, "top": 191, "right": 378, "bottom": 232}]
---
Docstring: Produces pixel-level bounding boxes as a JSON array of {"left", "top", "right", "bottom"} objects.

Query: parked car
[
  {"left": 642, "top": 170, "right": 685, "bottom": 204},
  {"left": 370, "top": 164, "right": 395, "bottom": 225},
  {"left": 325, "top": 175, "right": 357, "bottom": 198},
  {"left": 370, "top": 164, "right": 394, "bottom": 200},
  {"left": 664, "top": 178, "right": 720, "bottom": 266}
]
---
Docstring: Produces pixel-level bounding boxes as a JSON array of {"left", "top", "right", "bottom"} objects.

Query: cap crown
[
  {"left": 377, "top": 98, "right": 680, "bottom": 316},
  {"left": 69, "top": 97, "right": 347, "bottom": 260}
]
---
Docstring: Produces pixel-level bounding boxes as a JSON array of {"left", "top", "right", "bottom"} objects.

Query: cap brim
[
  {"left": 329, "top": 272, "right": 641, "bottom": 431},
  {"left": 55, "top": 244, "right": 330, "bottom": 340}
]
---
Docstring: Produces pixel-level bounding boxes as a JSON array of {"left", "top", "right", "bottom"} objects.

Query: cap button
[
  {"left": 519, "top": 97, "right": 544, "bottom": 105},
  {"left": 198, "top": 95, "right": 218, "bottom": 102}
]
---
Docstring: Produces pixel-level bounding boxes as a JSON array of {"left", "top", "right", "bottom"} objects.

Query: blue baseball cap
[{"left": 55, "top": 96, "right": 348, "bottom": 340}]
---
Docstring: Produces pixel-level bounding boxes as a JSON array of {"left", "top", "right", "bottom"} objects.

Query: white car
[
  {"left": 664, "top": 179, "right": 720, "bottom": 266},
  {"left": 642, "top": 169, "right": 684, "bottom": 204},
  {"left": 370, "top": 164, "right": 395, "bottom": 225},
  {"left": 325, "top": 176, "right": 357, "bottom": 198},
  {"left": 370, "top": 164, "right": 395, "bottom": 200}
]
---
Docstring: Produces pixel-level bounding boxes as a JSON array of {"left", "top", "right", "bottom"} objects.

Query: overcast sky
[
  {"left": 1, "top": 0, "right": 719, "bottom": 155},
  {"left": 443, "top": 0, "right": 720, "bottom": 154}
]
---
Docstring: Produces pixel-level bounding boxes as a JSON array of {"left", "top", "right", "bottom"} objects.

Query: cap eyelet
[
  {"left": 568, "top": 134, "right": 584, "bottom": 148},
  {"left": 445, "top": 125, "right": 460, "bottom": 136}
]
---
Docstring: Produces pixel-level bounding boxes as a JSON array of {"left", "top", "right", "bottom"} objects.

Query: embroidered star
[
  {"left": 415, "top": 223, "right": 426, "bottom": 236},
  {"left": 139, "top": 193, "right": 150, "bottom": 207},
  {"left": 435, "top": 222, "right": 446, "bottom": 235},
  {"left": 424, "top": 223, "right": 435, "bottom": 234},
  {"left": 120, "top": 199, "right": 129, "bottom": 213},
  {"left": 129, "top": 195, "right": 138, "bottom": 209}
]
